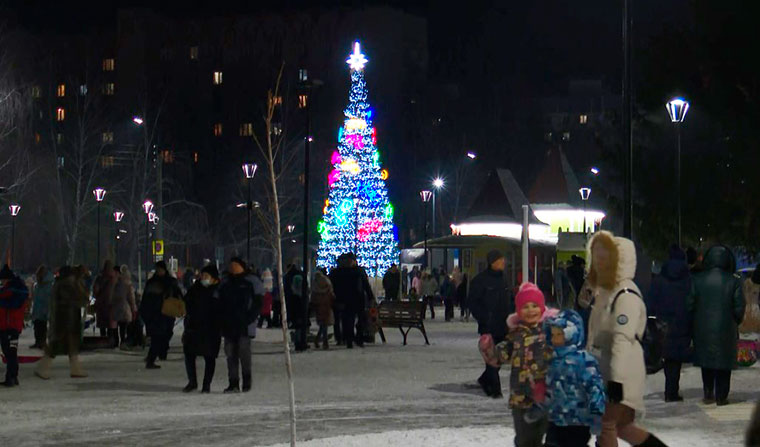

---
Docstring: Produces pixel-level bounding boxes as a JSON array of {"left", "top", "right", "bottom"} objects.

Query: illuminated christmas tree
[{"left": 316, "top": 41, "right": 399, "bottom": 277}]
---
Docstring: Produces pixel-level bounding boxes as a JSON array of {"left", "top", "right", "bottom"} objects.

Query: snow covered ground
[{"left": 1, "top": 317, "right": 757, "bottom": 446}]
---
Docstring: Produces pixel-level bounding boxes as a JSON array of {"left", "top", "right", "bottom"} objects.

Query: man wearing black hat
[
  {"left": 0, "top": 264, "right": 28, "bottom": 387},
  {"left": 329, "top": 252, "right": 374, "bottom": 349},
  {"left": 219, "top": 257, "right": 262, "bottom": 392},
  {"left": 468, "top": 249, "right": 512, "bottom": 398},
  {"left": 139, "top": 261, "right": 183, "bottom": 369}
]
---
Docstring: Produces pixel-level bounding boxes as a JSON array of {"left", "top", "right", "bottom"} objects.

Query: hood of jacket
[
  {"left": 702, "top": 245, "right": 735, "bottom": 273},
  {"left": 312, "top": 272, "right": 332, "bottom": 294},
  {"left": 507, "top": 307, "right": 559, "bottom": 329},
  {"left": 586, "top": 230, "right": 636, "bottom": 290},
  {"left": 545, "top": 309, "right": 585, "bottom": 354},
  {"left": 660, "top": 258, "right": 690, "bottom": 281}
]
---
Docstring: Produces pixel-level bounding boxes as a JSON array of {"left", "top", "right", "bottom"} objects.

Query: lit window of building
[
  {"left": 240, "top": 123, "right": 253, "bottom": 137},
  {"left": 56, "top": 133, "right": 63, "bottom": 144},
  {"left": 579, "top": 114, "right": 588, "bottom": 124},
  {"left": 79, "top": 85, "right": 88, "bottom": 95},
  {"left": 269, "top": 95, "right": 283, "bottom": 108},
  {"left": 57, "top": 156, "right": 65, "bottom": 168},
  {"left": 162, "top": 150, "right": 174, "bottom": 164},
  {"left": 562, "top": 132, "right": 571, "bottom": 141},
  {"left": 56, "top": 108, "right": 65, "bottom": 121},
  {"left": 213, "top": 71, "right": 223, "bottom": 85},
  {"left": 56, "top": 84, "right": 65, "bottom": 97},
  {"left": 193, "top": 152, "right": 199, "bottom": 163},
  {"left": 102, "top": 132, "right": 114, "bottom": 144},
  {"left": 31, "top": 86, "right": 41, "bottom": 98},
  {"left": 272, "top": 123, "right": 282, "bottom": 136},
  {"left": 102, "top": 58, "right": 115, "bottom": 71},
  {"left": 34, "top": 133, "right": 41, "bottom": 144},
  {"left": 100, "top": 156, "right": 115, "bottom": 168},
  {"left": 213, "top": 123, "right": 223, "bottom": 136},
  {"left": 298, "top": 94, "right": 308, "bottom": 109},
  {"left": 103, "top": 83, "right": 115, "bottom": 96},
  {"left": 190, "top": 46, "right": 199, "bottom": 60}
]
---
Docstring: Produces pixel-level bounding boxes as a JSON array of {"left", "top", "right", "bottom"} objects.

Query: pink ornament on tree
[
  {"left": 331, "top": 151, "right": 342, "bottom": 165},
  {"left": 328, "top": 169, "right": 341, "bottom": 187}
]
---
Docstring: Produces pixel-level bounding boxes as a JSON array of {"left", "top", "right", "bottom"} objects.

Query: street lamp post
[
  {"left": 420, "top": 190, "right": 432, "bottom": 269},
  {"left": 8, "top": 204, "right": 20, "bottom": 267},
  {"left": 113, "top": 211, "right": 124, "bottom": 264},
  {"left": 299, "top": 69, "right": 322, "bottom": 299},
  {"left": 93, "top": 187, "right": 106, "bottom": 269},
  {"left": 579, "top": 187, "right": 591, "bottom": 234},
  {"left": 432, "top": 178, "right": 444, "bottom": 238},
  {"left": 242, "top": 163, "right": 258, "bottom": 265},
  {"left": 142, "top": 200, "right": 154, "bottom": 278},
  {"left": 666, "top": 97, "right": 690, "bottom": 247}
]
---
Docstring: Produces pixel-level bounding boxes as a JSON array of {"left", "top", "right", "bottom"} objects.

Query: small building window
[
  {"left": 57, "top": 156, "right": 65, "bottom": 168},
  {"left": 193, "top": 152, "right": 199, "bottom": 163},
  {"left": 34, "top": 133, "right": 41, "bottom": 144},
  {"left": 102, "top": 132, "right": 114, "bottom": 144},
  {"left": 298, "top": 94, "right": 308, "bottom": 109},
  {"left": 272, "top": 123, "right": 282, "bottom": 136},
  {"left": 31, "top": 86, "right": 41, "bottom": 98},
  {"left": 213, "top": 123, "right": 223, "bottom": 137},
  {"left": 579, "top": 114, "right": 588, "bottom": 124},
  {"left": 79, "top": 85, "right": 88, "bottom": 96},
  {"left": 190, "top": 46, "right": 199, "bottom": 60},
  {"left": 240, "top": 123, "right": 253, "bottom": 137},
  {"left": 161, "top": 150, "right": 174, "bottom": 164},
  {"left": 56, "top": 107, "right": 65, "bottom": 121},
  {"left": 269, "top": 95, "right": 282, "bottom": 108},
  {"left": 103, "top": 83, "right": 115, "bottom": 96},
  {"left": 56, "top": 133, "right": 63, "bottom": 144},
  {"left": 213, "top": 71, "right": 223, "bottom": 85},
  {"left": 103, "top": 58, "right": 115, "bottom": 71},
  {"left": 56, "top": 84, "right": 65, "bottom": 97},
  {"left": 562, "top": 132, "right": 571, "bottom": 141},
  {"left": 100, "top": 156, "right": 115, "bottom": 168}
]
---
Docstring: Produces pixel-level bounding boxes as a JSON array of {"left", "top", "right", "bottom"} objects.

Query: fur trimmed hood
[
  {"left": 507, "top": 306, "right": 559, "bottom": 329},
  {"left": 586, "top": 230, "right": 636, "bottom": 290}
]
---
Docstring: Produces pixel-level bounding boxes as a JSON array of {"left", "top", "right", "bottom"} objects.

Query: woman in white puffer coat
[{"left": 585, "top": 231, "right": 667, "bottom": 447}]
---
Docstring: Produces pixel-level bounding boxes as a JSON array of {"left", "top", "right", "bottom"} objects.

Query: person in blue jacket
[{"left": 544, "top": 309, "right": 606, "bottom": 447}]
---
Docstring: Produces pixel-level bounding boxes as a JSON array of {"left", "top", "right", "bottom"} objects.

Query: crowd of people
[{"left": 473, "top": 231, "right": 758, "bottom": 447}]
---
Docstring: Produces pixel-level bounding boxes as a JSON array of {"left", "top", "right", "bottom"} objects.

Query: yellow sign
[{"left": 152, "top": 240, "right": 164, "bottom": 256}]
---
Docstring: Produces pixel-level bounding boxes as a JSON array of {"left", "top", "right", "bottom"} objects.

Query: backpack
[{"left": 611, "top": 288, "right": 668, "bottom": 375}]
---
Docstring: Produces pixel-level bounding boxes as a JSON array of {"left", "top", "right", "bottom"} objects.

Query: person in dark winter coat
[
  {"left": 457, "top": 273, "right": 469, "bottom": 321},
  {"left": 35, "top": 266, "right": 89, "bottom": 380},
  {"left": 30, "top": 266, "right": 54, "bottom": 350},
  {"left": 218, "top": 257, "right": 262, "bottom": 393},
  {"left": 468, "top": 249, "right": 512, "bottom": 398},
  {"left": 140, "top": 261, "right": 183, "bottom": 369},
  {"left": 329, "top": 253, "right": 374, "bottom": 349},
  {"left": 284, "top": 262, "right": 309, "bottom": 352},
  {"left": 93, "top": 260, "right": 118, "bottom": 343},
  {"left": 311, "top": 271, "right": 335, "bottom": 350},
  {"left": 646, "top": 245, "right": 693, "bottom": 402},
  {"left": 382, "top": 264, "right": 401, "bottom": 301},
  {"left": 0, "top": 265, "right": 29, "bottom": 387},
  {"left": 686, "top": 245, "right": 745, "bottom": 406},
  {"left": 182, "top": 264, "right": 222, "bottom": 393}
]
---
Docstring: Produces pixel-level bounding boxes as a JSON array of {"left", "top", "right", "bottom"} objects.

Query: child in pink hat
[{"left": 480, "top": 282, "right": 558, "bottom": 446}]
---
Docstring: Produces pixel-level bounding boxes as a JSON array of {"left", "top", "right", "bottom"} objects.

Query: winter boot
[
  {"left": 242, "top": 374, "right": 252, "bottom": 392},
  {"left": 34, "top": 355, "right": 53, "bottom": 380},
  {"left": 183, "top": 381, "right": 198, "bottom": 393},
  {"left": 1, "top": 376, "right": 19, "bottom": 387},
  {"left": 322, "top": 341, "right": 329, "bottom": 350},
  {"left": 635, "top": 434, "right": 669, "bottom": 447},
  {"left": 224, "top": 379, "right": 240, "bottom": 393},
  {"left": 69, "top": 355, "right": 88, "bottom": 378}
]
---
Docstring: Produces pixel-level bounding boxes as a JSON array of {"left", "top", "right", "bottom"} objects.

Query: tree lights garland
[{"left": 316, "top": 41, "right": 399, "bottom": 277}]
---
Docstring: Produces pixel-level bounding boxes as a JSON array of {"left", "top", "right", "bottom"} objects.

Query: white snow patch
[{"left": 266, "top": 426, "right": 742, "bottom": 447}]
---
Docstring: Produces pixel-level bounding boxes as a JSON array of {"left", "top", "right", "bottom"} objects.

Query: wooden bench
[{"left": 377, "top": 301, "right": 430, "bottom": 346}]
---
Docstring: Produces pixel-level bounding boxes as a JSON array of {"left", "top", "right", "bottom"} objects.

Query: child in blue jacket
[{"left": 544, "top": 309, "right": 606, "bottom": 447}]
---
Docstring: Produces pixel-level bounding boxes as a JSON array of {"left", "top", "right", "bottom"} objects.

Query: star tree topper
[{"left": 346, "top": 41, "right": 368, "bottom": 71}]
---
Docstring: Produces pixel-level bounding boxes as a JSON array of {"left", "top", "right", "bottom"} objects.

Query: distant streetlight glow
[
  {"left": 590, "top": 167, "right": 600, "bottom": 175},
  {"left": 466, "top": 152, "right": 476, "bottom": 160},
  {"left": 666, "top": 98, "right": 690, "bottom": 123},
  {"left": 133, "top": 116, "right": 144, "bottom": 125},
  {"left": 433, "top": 178, "right": 444, "bottom": 189},
  {"left": 93, "top": 187, "right": 106, "bottom": 202},
  {"left": 113, "top": 211, "right": 125, "bottom": 222},
  {"left": 142, "top": 200, "right": 154, "bottom": 215}
]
